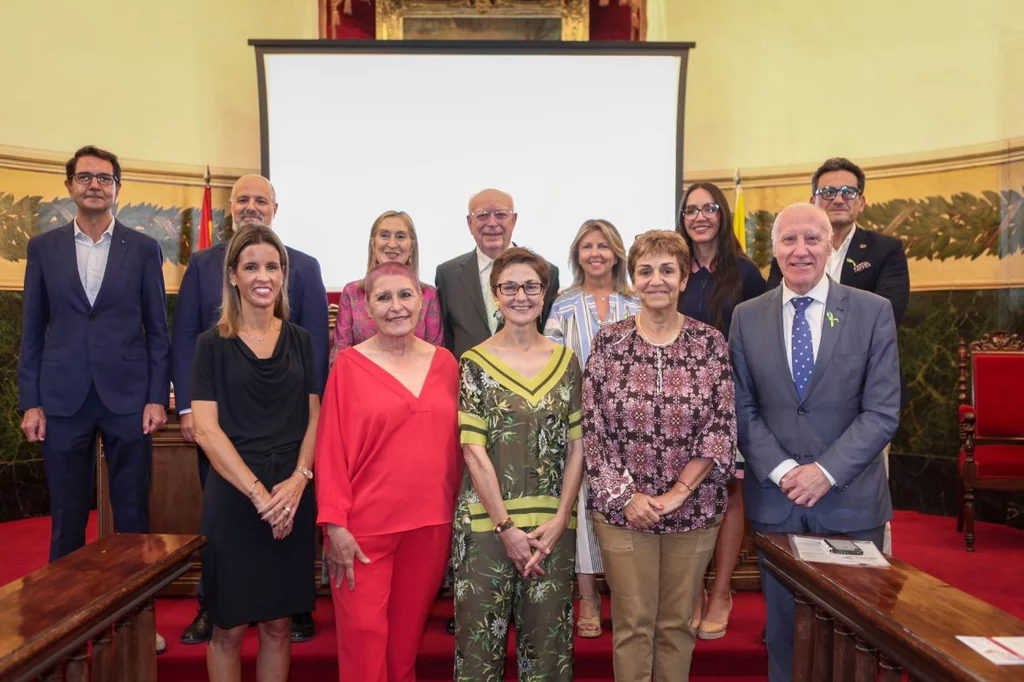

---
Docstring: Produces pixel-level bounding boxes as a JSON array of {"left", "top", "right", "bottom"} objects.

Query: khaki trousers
[{"left": 593, "top": 512, "right": 721, "bottom": 682}]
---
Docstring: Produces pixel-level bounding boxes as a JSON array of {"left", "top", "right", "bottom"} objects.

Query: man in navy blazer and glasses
[
  {"left": 19, "top": 145, "right": 171, "bottom": 565},
  {"left": 171, "top": 173, "right": 329, "bottom": 645}
]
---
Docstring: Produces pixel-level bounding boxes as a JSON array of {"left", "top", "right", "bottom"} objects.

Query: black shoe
[
  {"left": 180, "top": 607, "right": 212, "bottom": 645},
  {"left": 291, "top": 612, "right": 315, "bottom": 642},
  {"left": 446, "top": 617, "right": 456, "bottom": 635}
]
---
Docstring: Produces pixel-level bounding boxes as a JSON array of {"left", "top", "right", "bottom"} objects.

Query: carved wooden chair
[{"left": 956, "top": 331, "right": 1024, "bottom": 551}]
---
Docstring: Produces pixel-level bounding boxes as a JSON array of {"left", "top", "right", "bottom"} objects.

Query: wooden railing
[
  {"left": 755, "top": 532, "right": 1024, "bottom": 682},
  {"left": 0, "top": 533, "right": 204, "bottom": 681}
]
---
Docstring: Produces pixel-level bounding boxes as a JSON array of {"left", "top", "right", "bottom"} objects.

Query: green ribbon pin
[{"left": 827, "top": 312, "right": 839, "bottom": 328}]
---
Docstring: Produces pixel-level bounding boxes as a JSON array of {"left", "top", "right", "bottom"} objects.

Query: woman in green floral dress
[{"left": 453, "top": 247, "right": 585, "bottom": 682}]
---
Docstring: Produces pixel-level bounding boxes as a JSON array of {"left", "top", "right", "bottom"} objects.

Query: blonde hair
[
  {"left": 568, "top": 219, "right": 632, "bottom": 295},
  {"left": 627, "top": 230, "right": 691, "bottom": 280},
  {"left": 216, "top": 223, "right": 290, "bottom": 338},
  {"left": 365, "top": 211, "right": 419, "bottom": 278}
]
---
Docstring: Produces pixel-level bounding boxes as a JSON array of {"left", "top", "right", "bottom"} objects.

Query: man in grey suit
[
  {"left": 435, "top": 188, "right": 560, "bottom": 360},
  {"left": 729, "top": 203, "right": 900, "bottom": 682}
]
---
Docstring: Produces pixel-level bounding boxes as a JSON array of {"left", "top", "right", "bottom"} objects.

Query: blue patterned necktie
[{"left": 791, "top": 296, "right": 815, "bottom": 400}]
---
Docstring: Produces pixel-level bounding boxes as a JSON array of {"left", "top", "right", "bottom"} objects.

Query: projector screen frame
[{"left": 250, "top": 39, "right": 694, "bottom": 215}]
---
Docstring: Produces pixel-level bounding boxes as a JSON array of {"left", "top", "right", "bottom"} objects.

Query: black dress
[{"left": 191, "top": 321, "right": 317, "bottom": 628}]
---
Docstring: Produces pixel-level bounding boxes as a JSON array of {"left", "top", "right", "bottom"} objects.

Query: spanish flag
[
  {"left": 734, "top": 168, "right": 746, "bottom": 253},
  {"left": 198, "top": 166, "right": 213, "bottom": 250}
]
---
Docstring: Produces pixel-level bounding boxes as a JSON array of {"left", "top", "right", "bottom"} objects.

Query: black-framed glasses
[
  {"left": 495, "top": 281, "right": 543, "bottom": 296},
  {"left": 71, "top": 172, "right": 118, "bottom": 186},
  {"left": 814, "top": 185, "right": 861, "bottom": 201},
  {"left": 682, "top": 203, "right": 720, "bottom": 220},
  {"left": 470, "top": 210, "right": 513, "bottom": 222}
]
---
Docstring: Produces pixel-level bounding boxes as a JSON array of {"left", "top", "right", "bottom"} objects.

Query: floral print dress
[{"left": 453, "top": 343, "right": 583, "bottom": 682}]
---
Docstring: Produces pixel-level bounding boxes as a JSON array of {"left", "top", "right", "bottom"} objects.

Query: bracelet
[
  {"left": 294, "top": 465, "right": 313, "bottom": 481},
  {"left": 676, "top": 480, "right": 695, "bottom": 494},
  {"left": 247, "top": 478, "right": 260, "bottom": 498},
  {"left": 494, "top": 517, "right": 515, "bottom": 535}
]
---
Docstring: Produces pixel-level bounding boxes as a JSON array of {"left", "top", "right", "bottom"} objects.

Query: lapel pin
[{"left": 826, "top": 312, "right": 840, "bottom": 328}]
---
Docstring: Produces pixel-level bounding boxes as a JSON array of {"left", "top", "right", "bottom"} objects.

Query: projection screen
[{"left": 253, "top": 40, "right": 693, "bottom": 290}]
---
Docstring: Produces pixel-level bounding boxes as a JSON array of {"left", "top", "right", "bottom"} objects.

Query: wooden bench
[
  {"left": 756, "top": 531, "right": 1024, "bottom": 681},
  {"left": 0, "top": 533, "right": 204, "bottom": 681}
]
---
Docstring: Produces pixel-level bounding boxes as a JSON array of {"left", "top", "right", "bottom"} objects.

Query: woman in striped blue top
[{"left": 544, "top": 218, "right": 640, "bottom": 638}]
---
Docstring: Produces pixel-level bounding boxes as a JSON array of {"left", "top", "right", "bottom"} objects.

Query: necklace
[
  {"left": 635, "top": 312, "right": 683, "bottom": 393},
  {"left": 583, "top": 289, "right": 615, "bottom": 326},
  {"left": 634, "top": 312, "right": 682, "bottom": 347},
  {"left": 240, "top": 320, "right": 279, "bottom": 342}
]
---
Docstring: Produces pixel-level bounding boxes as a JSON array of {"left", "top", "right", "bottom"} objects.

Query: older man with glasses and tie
[{"left": 730, "top": 203, "right": 900, "bottom": 682}]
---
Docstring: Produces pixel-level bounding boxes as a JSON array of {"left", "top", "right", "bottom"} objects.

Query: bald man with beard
[{"left": 171, "top": 174, "right": 329, "bottom": 645}]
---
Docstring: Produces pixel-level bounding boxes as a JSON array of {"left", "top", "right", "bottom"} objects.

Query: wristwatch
[{"left": 294, "top": 466, "right": 313, "bottom": 481}]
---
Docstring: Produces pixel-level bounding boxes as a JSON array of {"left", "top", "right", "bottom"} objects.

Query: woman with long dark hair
[{"left": 676, "top": 182, "right": 766, "bottom": 641}]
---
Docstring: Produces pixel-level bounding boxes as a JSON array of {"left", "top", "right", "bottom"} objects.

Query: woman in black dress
[
  {"left": 192, "top": 223, "right": 320, "bottom": 681},
  {"left": 676, "top": 182, "right": 766, "bottom": 641}
]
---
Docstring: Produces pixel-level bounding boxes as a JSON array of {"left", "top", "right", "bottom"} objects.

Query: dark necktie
[{"left": 791, "top": 296, "right": 815, "bottom": 400}]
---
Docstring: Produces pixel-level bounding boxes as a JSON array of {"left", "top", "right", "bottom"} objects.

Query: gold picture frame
[{"left": 376, "top": 0, "right": 589, "bottom": 41}]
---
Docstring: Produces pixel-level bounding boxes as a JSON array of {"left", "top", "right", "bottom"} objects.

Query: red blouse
[{"left": 315, "top": 346, "right": 461, "bottom": 536}]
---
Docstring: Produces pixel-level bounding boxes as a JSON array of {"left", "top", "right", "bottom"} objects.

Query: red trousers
[{"left": 331, "top": 523, "right": 451, "bottom": 682}]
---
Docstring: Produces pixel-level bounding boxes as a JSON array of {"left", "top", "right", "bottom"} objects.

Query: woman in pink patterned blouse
[
  {"left": 582, "top": 230, "right": 737, "bottom": 682},
  {"left": 330, "top": 211, "right": 444, "bottom": 364}
]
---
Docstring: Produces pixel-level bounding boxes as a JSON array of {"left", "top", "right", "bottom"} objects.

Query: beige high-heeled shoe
[
  {"left": 697, "top": 593, "right": 733, "bottom": 641},
  {"left": 576, "top": 595, "right": 603, "bottom": 638}
]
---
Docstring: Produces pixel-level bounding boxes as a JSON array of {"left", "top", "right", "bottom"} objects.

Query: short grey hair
[{"left": 771, "top": 203, "right": 833, "bottom": 246}]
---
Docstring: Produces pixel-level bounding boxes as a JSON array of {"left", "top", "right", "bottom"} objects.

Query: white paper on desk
[
  {"left": 993, "top": 638, "right": 1024, "bottom": 658},
  {"left": 956, "top": 636, "right": 1024, "bottom": 665},
  {"left": 788, "top": 535, "right": 890, "bottom": 567}
]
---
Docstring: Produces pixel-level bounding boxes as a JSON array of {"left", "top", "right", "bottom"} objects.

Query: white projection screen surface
[{"left": 254, "top": 41, "right": 692, "bottom": 290}]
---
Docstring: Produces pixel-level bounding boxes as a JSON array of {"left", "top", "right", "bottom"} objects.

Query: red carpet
[{"left": 2, "top": 511, "right": 1021, "bottom": 680}]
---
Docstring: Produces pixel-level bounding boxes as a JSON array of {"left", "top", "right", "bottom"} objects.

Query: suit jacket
[
  {"left": 434, "top": 249, "right": 560, "bottom": 360},
  {"left": 728, "top": 279, "right": 900, "bottom": 532},
  {"left": 18, "top": 221, "right": 170, "bottom": 417},
  {"left": 767, "top": 227, "right": 909, "bottom": 326},
  {"left": 171, "top": 241, "right": 329, "bottom": 412}
]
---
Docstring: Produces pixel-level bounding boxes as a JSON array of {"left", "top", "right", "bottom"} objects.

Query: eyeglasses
[
  {"left": 470, "top": 210, "right": 513, "bottom": 222},
  {"left": 495, "top": 281, "right": 543, "bottom": 296},
  {"left": 814, "top": 185, "right": 861, "bottom": 201},
  {"left": 682, "top": 203, "right": 721, "bottom": 220},
  {"left": 71, "top": 172, "right": 118, "bottom": 186}
]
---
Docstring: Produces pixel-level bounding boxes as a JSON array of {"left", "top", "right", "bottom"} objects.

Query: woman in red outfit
[{"left": 315, "top": 261, "right": 460, "bottom": 682}]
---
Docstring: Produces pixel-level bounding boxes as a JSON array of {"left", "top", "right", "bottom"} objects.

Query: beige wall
[
  {"left": 649, "top": 0, "right": 1024, "bottom": 174},
  {"left": 0, "top": 0, "right": 316, "bottom": 172},
  {"left": 2, "top": 1, "right": 1022, "bottom": 177}
]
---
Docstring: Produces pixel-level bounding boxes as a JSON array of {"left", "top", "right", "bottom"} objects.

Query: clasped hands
[
  {"left": 251, "top": 471, "right": 308, "bottom": 540},
  {"left": 500, "top": 513, "right": 569, "bottom": 579},
  {"left": 624, "top": 482, "right": 692, "bottom": 530},
  {"left": 780, "top": 464, "right": 831, "bottom": 508}
]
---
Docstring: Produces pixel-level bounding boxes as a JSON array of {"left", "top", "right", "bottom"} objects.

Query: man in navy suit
[
  {"left": 18, "top": 145, "right": 171, "bottom": 562},
  {"left": 766, "top": 157, "right": 909, "bottom": 324},
  {"left": 172, "top": 174, "right": 328, "bottom": 644},
  {"left": 730, "top": 204, "right": 900, "bottom": 682}
]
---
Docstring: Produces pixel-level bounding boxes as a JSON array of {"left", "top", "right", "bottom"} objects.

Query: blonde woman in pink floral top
[
  {"left": 582, "top": 230, "right": 736, "bottom": 682},
  {"left": 330, "top": 211, "right": 444, "bottom": 364}
]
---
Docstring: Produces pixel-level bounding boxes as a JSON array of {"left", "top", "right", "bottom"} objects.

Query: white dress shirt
[
  {"left": 74, "top": 217, "right": 115, "bottom": 306},
  {"left": 476, "top": 247, "right": 494, "bottom": 297},
  {"left": 769, "top": 275, "right": 836, "bottom": 488},
  {"left": 827, "top": 225, "right": 857, "bottom": 283}
]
